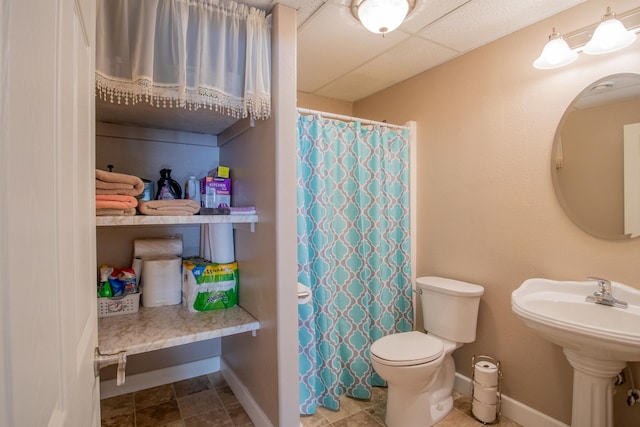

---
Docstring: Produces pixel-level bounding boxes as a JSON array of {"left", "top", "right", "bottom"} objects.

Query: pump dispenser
[{"left": 155, "top": 168, "right": 182, "bottom": 200}]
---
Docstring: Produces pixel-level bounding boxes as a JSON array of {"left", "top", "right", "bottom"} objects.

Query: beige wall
[
  {"left": 351, "top": 0, "right": 640, "bottom": 425},
  {"left": 297, "top": 91, "right": 353, "bottom": 116}
]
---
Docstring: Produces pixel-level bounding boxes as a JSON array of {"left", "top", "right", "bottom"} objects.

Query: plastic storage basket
[{"left": 98, "top": 293, "right": 140, "bottom": 318}]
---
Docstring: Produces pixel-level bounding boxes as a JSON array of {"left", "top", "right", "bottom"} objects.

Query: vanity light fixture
[
  {"left": 533, "top": 28, "right": 578, "bottom": 69},
  {"left": 583, "top": 7, "right": 637, "bottom": 55},
  {"left": 534, "top": 6, "right": 640, "bottom": 70},
  {"left": 351, "top": 0, "right": 416, "bottom": 36}
]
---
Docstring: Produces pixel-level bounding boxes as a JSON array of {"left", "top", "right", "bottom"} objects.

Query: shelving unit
[
  {"left": 96, "top": 214, "right": 258, "bottom": 228},
  {"left": 96, "top": 214, "right": 260, "bottom": 355},
  {"left": 99, "top": 305, "right": 259, "bottom": 356}
]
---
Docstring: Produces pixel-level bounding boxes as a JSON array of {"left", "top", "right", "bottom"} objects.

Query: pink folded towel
[
  {"left": 138, "top": 200, "right": 200, "bottom": 216},
  {"left": 96, "top": 169, "right": 144, "bottom": 196},
  {"left": 96, "top": 195, "right": 138, "bottom": 210},
  {"left": 96, "top": 208, "right": 137, "bottom": 216}
]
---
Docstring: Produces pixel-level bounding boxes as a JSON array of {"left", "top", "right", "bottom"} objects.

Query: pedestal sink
[{"left": 511, "top": 278, "right": 640, "bottom": 427}]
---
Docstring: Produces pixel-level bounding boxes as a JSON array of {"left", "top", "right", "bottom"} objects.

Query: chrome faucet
[{"left": 585, "top": 277, "right": 628, "bottom": 309}]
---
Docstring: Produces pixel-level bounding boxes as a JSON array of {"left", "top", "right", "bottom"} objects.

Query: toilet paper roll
[
  {"left": 473, "top": 381, "right": 498, "bottom": 405},
  {"left": 131, "top": 257, "right": 143, "bottom": 283},
  {"left": 140, "top": 256, "right": 182, "bottom": 307},
  {"left": 134, "top": 237, "right": 183, "bottom": 258},
  {"left": 472, "top": 398, "right": 497, "bottom": 424},
  {"left": 297, "top": 282, "right": 312, "bottom": 305},
  {"left": 474, "top": 361, "right": 499, "bottom": 386},
  {"left": 200, "top": 223, "right": 234, "bottom": 264}
]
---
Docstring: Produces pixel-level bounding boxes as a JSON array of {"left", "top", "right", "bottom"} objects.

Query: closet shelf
[
  {"left": 96, "top": 214, "right": 258, "bottom": 227},
  {"left": 98, "top": 305, "right": 259, "bottom": 356}
]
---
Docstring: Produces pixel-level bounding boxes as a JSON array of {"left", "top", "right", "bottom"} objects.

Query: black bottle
[{"left": 155, "top": 168, "right": 182, "bottom": 200}]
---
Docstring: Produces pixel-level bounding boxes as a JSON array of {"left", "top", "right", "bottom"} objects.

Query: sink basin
[
  {"left": 512, "top": 278, "right": 640, "bottom": 427},
  {"left": 512, "top": 278, "right": 640, "bottom": 361}
]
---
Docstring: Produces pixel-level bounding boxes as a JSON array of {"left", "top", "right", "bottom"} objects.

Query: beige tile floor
[
  {"left": 300, "top": 388, "right": 522, "bottom": 427},
  {"left": 101, "top": 374, "right": 522, "bottom": 427},
  {"left": 101, "top": 373, "right": 253, "bottom": 427}
]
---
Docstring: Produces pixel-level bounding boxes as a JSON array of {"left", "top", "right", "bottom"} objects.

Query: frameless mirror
[{"left": 552, "top": 73, "right": 640, "bottom": 240}]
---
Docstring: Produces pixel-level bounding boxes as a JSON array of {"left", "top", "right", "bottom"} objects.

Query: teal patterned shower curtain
[{"left": 297, "top": 112, "right": 413, "bottom": 415}]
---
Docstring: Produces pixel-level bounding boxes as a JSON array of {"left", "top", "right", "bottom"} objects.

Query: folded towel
[
  {"left": 229, "top": 206, "right": 256, "bottom": 215},
  {"left": 96, "top": 195, "right": 138, "bottom": 210},
  {"left": 96, "top": 208, "right": 137, "bottom": 216},
  {"left": 138, "top": 199, "right": 200, "bottom": 216},
  {"left": 96, "top": 169, "right": 144, "bottom": 196}
]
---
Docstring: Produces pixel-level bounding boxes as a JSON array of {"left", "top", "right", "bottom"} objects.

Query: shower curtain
[{"left": 297, "top": 112, "right": 413, "bottom": 415}]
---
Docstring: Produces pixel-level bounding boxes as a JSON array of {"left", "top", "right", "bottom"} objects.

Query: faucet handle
[{"left": 587, "top": 276, "right": 611, "bottom": 293}]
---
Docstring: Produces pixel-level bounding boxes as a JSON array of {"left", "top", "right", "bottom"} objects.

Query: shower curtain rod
[{"left": 297, "top": 108, "right": 408, "bottom": 130}]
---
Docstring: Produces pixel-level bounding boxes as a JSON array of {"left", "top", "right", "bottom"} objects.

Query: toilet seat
[{"left": 371, "top": 331, "right": 444, "bottom": 366}]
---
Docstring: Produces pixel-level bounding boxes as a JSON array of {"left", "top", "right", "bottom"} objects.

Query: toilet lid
[{"left": 371, "top": 331, "right": 444, "bottom": 366}]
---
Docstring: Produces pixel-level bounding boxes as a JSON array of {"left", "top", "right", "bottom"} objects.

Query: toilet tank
[{"left": 417, "top": 276, "right": 484, "bottom": 343}]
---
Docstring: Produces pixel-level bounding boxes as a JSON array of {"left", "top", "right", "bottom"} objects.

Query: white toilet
[{"left": 370, "top": 276, "right": 484, "bottom": 427}]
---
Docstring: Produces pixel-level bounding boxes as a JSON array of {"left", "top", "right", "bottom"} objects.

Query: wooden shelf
[
  {"left": 96, "top": 214, "right": 258, "bottom": 227},
  {"left": 98, "top": 305, "right": 259, "bottom": 356}
]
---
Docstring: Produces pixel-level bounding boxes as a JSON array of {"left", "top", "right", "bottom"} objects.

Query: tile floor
[
  {"left": 101, "top": 374, "right": 522, "bottom": 427},
  {"left": 299, "top": 388, "right": 522, "bottom": 427},
  {"left": 101, "top": 372, "right": 253, "bottom": 427}
]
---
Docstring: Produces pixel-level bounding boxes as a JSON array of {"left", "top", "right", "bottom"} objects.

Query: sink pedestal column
[{"left": 563, "top": 349, "right": 625, "bottom": 427}]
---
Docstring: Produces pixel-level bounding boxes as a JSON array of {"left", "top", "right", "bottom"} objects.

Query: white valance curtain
[{"left": 96, "top": 0, "right": 271, "bottom": 120}]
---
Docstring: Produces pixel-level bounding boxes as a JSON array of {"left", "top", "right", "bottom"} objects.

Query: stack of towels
[
  {"left": 96, "top": 169, "right": 144, "bottom": 216},
  {"left": 96, "top": 169, "right": 201, "bottom": 216}
]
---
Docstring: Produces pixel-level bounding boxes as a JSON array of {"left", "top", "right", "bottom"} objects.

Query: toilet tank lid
[{"left": 416, "top": 276, "right": 484, "bottom": 297}]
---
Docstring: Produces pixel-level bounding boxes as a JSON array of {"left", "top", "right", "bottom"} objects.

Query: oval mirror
[{"left": 552, "top": 73, "right": 640, "bottom": 240}]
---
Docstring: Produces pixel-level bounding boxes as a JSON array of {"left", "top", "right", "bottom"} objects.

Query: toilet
[{"left": 370, "top": 276, "right": 484, "bottom": 427}]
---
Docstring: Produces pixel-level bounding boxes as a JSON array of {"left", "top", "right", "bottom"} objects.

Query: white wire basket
[{"left": 98, "top": 293, "right": 140, "bottom": 318}]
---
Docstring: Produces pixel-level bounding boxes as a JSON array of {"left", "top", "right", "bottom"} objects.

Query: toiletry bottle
[
  {"left": 156, "top": 168, "right": 182, "bottom": 200},
  {"left": 185, "top": 176, "right": 201, "bottom": 205},
  {"left": 98, "top": 265, "right": 113, "bottom": 297}
]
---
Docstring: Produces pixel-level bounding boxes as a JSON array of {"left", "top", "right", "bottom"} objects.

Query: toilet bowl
[{"left": 370, "top": 277, "right": 484, "bottom": 427}]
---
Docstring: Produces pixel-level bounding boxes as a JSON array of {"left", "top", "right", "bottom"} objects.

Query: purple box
[{"left": 201, "top": 176, "right": 231, "bottom": 208}]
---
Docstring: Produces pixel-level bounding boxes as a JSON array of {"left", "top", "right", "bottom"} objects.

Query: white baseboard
[
  {"left": 220, "top": 358, "right": 274, "bottom": 427},
  {"left": 100, "top": 356, "right": 220, "bottom": 399},
  {"left": 454, "top": 373, "right": 570, "bottom": 427}
]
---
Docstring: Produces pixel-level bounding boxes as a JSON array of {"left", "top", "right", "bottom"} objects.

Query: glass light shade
[
  {"left": 357, "top": 0, "right": 410, "bottom": 34},
  {"left": 533, "top": 34, "right": 578, "bottom": 69},
  {"left": 583, "top": 16, "right": 637, "bottom": 55}
]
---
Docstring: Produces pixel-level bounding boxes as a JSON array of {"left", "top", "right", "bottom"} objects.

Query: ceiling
[
  {"left": 96, "top": 0, "right": 587, "bottom": 135},
  {"left": 291, "top": 0, "right": 585, "bottom": 102}
]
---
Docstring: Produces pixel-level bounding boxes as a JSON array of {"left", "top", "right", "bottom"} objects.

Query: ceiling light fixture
[
  {"left": 583, "top": 7, "right": 637, "bottom": 55},
  {"left": 533, "top": 28, "right": 578, "bottom": 69},
  {"left": 351, "top": 0, "right": 416, "bottom": 36},
  {"left": 534, "top": 6, "right": 639, "bottom": 70}
]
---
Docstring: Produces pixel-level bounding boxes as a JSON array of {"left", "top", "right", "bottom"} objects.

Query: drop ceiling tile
[
  {"left": 399, "top": 0, "right": 470, "bottom": 34},
  {"left": 315, "top": 36, "right": 458, "bottom": 101},
  {"left": 297, "top": 2, "right": 410, "bottom": 93},
  {"left": 293, "top": 0, "right": 327, "bottom": 26},
  {"left": 241, "top": 1, "right": 326, "bottom": 26},
  {"left": 419, "top": 0, "right": 587, "bottom": 53},
  {"left": 312, "top": 73, "right": 381, "bottom": 102}
]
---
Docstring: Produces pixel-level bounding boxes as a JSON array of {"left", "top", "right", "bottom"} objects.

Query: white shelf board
[
  {"left": 98, "top": 305, "right": 259, "bottom": 356},
  {"left": 96, "top": 214, "right": 258, "bottom": 227}
]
